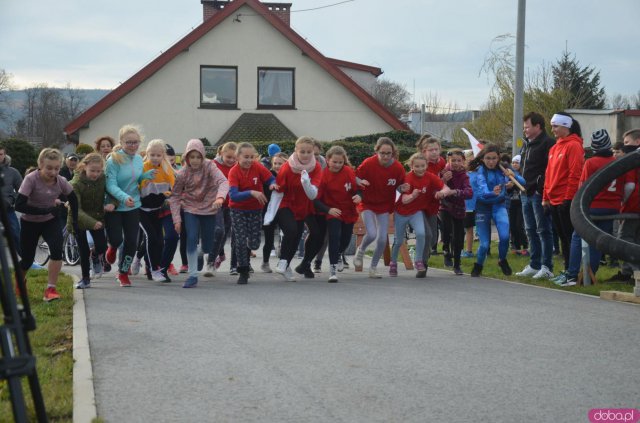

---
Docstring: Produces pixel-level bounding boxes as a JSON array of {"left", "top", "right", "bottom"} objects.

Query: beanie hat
[
  {"left": 590, "top": 129, "right": 611, "bottom": 152},
  {"left": 268, "top": 143, "right": 281, "bottom": 157},
  {"left": 165, "top": 144, "right": 176, "bottom": 156},
  {"left": 512, "top": 155, "right": 521, "bottom": 163}
]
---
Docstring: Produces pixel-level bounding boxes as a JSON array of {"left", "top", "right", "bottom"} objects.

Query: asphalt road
[{"left": 70, "top": 256, "right": 640, "bottom": 423}]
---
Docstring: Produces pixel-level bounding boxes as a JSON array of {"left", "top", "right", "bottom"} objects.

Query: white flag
[{"left": 462, "top": 128, "right": 482, "bottom": 157}]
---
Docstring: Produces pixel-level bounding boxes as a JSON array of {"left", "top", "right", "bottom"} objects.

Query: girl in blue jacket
[{"left": 468, "top": 144, "right": 525, "bottom": 277}]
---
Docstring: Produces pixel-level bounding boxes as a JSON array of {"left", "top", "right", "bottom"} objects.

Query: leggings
[
  {"left": 439, "top": 210, "right": 465, "bottom": 266},
  {"left": 262, "top": 221, "right": 277, "bottom": 263},
  {"left": 302, "top": 215, "right": 326, "bottom": 266},
  {"left": 421, "top": 213, "right": 438, "bottom": 262},
  {"left": 276, "top": 208, "right": 305, "bottom": 265},
  {"left": 509, "top": 199, "right": 528, "bottom": 250},
  {"left": 20, "top": 218, "right": 63, "bottom": 271},
  {"left": 139, "top": 209, "right": 164, "bottom": 271},
  {"left": 106, "top": 209, "right": 140, "bottom": 274},
  {"left": 326, "top": 219, "right": 354, "bottom": 265},
  {"left": 391, "top": 211, "right": 425, "bottom": 264},
  {"left": 360, "top": 210, "right": 389, "bottom": 268},
  {"left": 230, "top": 209, "right": 263, "bottom": 271},
  {"left": 550, "top": 202, "right": 574, "bottom": 269},
  {"left": 209, "top": 207, "right": 236, "bottom": 267},
  {"left": 78, "top": 228, "right": 107, "bottom": 279}
]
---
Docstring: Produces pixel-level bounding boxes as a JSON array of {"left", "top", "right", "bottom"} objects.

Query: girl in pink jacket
[{"left": 169, "top": 139, "right": 229, "bottom": 288}]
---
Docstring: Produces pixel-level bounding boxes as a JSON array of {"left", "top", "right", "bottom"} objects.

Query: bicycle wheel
[
  {"left": 34, "top": 236, "right": 50, "bottom": 266},
  {"left": 63, "top": 232, "right": 80, "bottom": 266}
]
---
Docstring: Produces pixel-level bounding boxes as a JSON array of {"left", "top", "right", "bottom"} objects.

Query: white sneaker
[
  {"left": 337, "top": 261, "right": 344, "bottom": 272},
  {"left": 516, "top": 265, "right": 538, "bottom": 277},
  {"left": 131, "top": 257, "right": 141, "bottom": 275},
  {"left": 329, "top": 264, "right": 338, "bottom": 283},
  {"left": 369, "top": 267, "right": 382, "bottom": 279},
  {"left": 270, "top": 249, "right": 276, "bottom": 257},
  {"left": 275, "top": 259, "right": 287, "bottom": 274},
  {"left": 261, "top": 262, "right": 272, "bottom": 273},
  {"left": 151, "top": 270, "right": 167, "bottom": 282},
  {"left": 354, "top": 248, "right": 364, "bottom": 269},
  {"left": 204, "top": 263, "right": 216, "bottom": 277},
  {"left": 283, "top": 266, "right": 295, "bottom": 282},
  {"left": 532, "top": 265, "right": 554, "bottom": 280}
]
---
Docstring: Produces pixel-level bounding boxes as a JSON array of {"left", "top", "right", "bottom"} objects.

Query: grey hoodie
[{"left": 0, "top": 157, "right": 23, "bottom": 208}]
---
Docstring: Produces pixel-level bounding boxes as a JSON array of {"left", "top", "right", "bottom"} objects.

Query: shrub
[
  {"left": 75, "top": 143, "right": 94, "bottom": 156},
  {"left": 0, "top": 138, "right": 38, "bottom": 175}
]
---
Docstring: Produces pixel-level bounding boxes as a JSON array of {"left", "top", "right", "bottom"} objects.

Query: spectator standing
[{"left": 0, "top": 148, "right": 23, "bottom": 256}]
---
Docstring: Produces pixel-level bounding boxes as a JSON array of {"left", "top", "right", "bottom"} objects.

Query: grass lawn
[
  {"left": 0, "top": 269, "right": 74, "bottom": 422},
  {"left": 426, "top": 240, "right": 635, "bottom": 296}
]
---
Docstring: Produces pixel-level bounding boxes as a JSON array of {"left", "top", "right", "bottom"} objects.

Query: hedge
[{"left": 0, "top": 138, "right": 38, "bottom": 176}]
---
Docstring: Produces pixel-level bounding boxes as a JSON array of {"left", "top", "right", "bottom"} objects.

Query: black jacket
[{"left": 520, "top": 131, "right": 555, "bottom": 196}]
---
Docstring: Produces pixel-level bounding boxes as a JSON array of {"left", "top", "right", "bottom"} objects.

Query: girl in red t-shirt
[
  {"left": 313, "top": 146, "right": 361, "bottom": 282},
  {"left": 391, "top": 153, "right": 451, "bottom": 278},
  {"left": 354, "top": 137, "right": 409, "bottom": 278},
  {"left": 228, "top": 143, "right": 276, "bottom": 284},
  {"left": 274, "top": 136, "right": 323, "bottom": 281}
]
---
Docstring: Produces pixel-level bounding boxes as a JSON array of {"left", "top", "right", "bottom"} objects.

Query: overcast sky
[{"left": 2, "top": 0, "right": 638, "bottom": 109}]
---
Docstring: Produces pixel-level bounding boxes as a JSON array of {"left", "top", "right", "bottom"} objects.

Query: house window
[
  {"left": 258, "top": 68, "right": 294, "bottom": 109},
  {"left": 200, "top": 66, "right": 237, "bottom": 109}
]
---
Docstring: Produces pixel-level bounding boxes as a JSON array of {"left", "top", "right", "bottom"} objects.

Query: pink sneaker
[
  {"left": 167, "top": 264, "right": 179, "bottom": 276},
  {"left": 389, "top": 261, "right": 398, "bottom": 277},
  {"left": 214, "top": 254, "right": 226, "bottom": 269}
]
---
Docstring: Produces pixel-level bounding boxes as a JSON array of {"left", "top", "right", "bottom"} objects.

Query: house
[
  {"left": 564, "top": 109, "right": 640, "bottom": 146},
  {"left": 64, "top": 0, "right": 407, "bottom": 152}
]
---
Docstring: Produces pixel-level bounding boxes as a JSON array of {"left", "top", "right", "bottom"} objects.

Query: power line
[{"left": 291, "top": 0, "right": 355, "bottom": 13}]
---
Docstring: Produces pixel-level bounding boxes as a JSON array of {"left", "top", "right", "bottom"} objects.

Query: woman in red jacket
[
  {"left": 542, "top": 112, "right": 584, "bottom": 273},
  {"left": 274, "top": 136, "right": 323, "bottom": 281},
  {"left": 354, "top": 137, "right": 409, "bottom": 278}
]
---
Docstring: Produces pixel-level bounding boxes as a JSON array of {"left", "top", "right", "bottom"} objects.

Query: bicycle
[{"left": 33, "top": 228, "right": 80, "bottom": 266}]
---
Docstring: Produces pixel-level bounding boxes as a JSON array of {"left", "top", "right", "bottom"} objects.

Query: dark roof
[
  {"left": 217, "top": 113, "right": 296, "bottom": 144},
  {"left": 63, "top": 0, "right": 407, "bottom": 137}
]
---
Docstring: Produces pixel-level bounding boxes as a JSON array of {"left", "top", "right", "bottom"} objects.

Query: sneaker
[
  {"left": 605, "top": 271, "right": 633, "bottom": 283},
  {"left": 117, "top": 273, "right": 132, "bottom": 287},
  {"left": 313, "top": 261, "right": 322, "bottom": 273},
  {"left": 461, "top": 250, "right": 474, "bottom": 258},
  {"left": 337, "top": 260, "right": 344, "bottom": 272},
  {"left": 551, "top": 272, "right": 567, "bottom": 283},
  {"left": 183, "top": 276, "right": 198, "bottom": 288},
  {"left": 270, "top": 249, "right": 276, "bottom": 257},
  {"left": 283, "top": 267, "right": 295, "bottom": 282},
  {"left": 560, "top": 276, "right": 577, "bottom": 287},
  {"left": 105, "top": 246, "right": 117, "bottom": 265},
  {"left": 159, "top": 269, "right": 171, "bottom": 283},
  {"left": 453, "top": 266, "right": 464, "bottom": 275},
  {"left": 151, "top": 270, "right": 168, "bottom": 282},
  {"left": 275, "top": 259, "right": 288, "bottom": 274},
  {"left": 197, "top": 254, "right": 204, "bottom": 272},
  {"left": 443, "top": 253, "right": 453, "bottom": 267},
  {"left": 261, "top": 262, "right": 272, "bottom": 273},
  {"left": 369, "top": 267, "right": 382, "bottom": 279},
  {"left": 30, "top": 263, "right": 45, "bottom": 270},
  {"left": 516, "top": 265, "right": 539, "bottom": 277},
  {"left": 131, "top": 257, "right": 141, "bottom": 275},
  {"left": 229, "top": 267, "right": 238, "bottom": 276},
  {"left": 389, "top": 261, "right": 398, "bottom": 277},
  {"left": 498, "top": 259, "right": 512, "bottom": 276},
  {"left": 415, "top": 260, "right": 427, "bottom": 278},
  {"left": 354, "top": 248, "right": 364, "bottom": 271},
  {"left": 237, "top": 272, "right": 249, "bottom": 285},
  {"left": 520, "top": 250, "right": 530, "bottom": 256},
  {"left": 167, "top": 264, "right": 179, "bottom": 276},
  {"left": 43, "top": 286, "right": 61, "bottom": 302},
  {"left": 470, "top": 263, "right": 483, "bottom": 277},
  {"left": 328, "top": 264, "right": 338, "bottom": 283},
  {"left": 76, "top": 278, "right": 91, "bottom": 289},
  {"left": 204, "top": 263, "right": 216, "bottom": 277},
  {"left": 179, "top": 265, "right": 188, "bottom": 274},
  {"left": 532, "top": 265, "right": 554, "bottom": 280},
  {"left": 342, "top": 254, "right": 350, "bottom": 269},
  {"left": 214, "top": 254, "right": 226, "bottom": 269},
  {"left": 102, "top": 257, "right": 112, "bottom": 273},
  {"left": 295, "top": 263, "right": 314, "bottom": 279}
]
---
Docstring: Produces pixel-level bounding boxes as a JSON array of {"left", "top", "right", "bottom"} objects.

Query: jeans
[
  {"left": 521, "top": 193, "right": 554, "bottom": 271},
  {"left": 161, "top": 213, "right": 179, "bottom": 270},
  {"left": 475, "top": 206, "right": 510, "bottom": 265},
  {"left": 567, "top": 208, "right": 617, "bottom": 278},
  {"left": 6, "top": 209, "right": 21, "bottom": 256},
  {"left": 391, "top": 212, "right": 425, "bottom": 263},
  {"left": 421, "top": 213, "right": 438, "bottom": 262},
  {"left": 183, "top": 212, "right": 217, "bottom": 277},
  {"left": 360, "top": 210, "right": 390, "bottom": 268}
]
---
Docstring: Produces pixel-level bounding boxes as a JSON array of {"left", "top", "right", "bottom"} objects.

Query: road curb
[{"left": 71, "top": 274, "right": 98, "bottom": 422}]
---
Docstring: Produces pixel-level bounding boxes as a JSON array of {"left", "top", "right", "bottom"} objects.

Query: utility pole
[{"left": 512, "top": 0, "right": 526, "bottom": 156}]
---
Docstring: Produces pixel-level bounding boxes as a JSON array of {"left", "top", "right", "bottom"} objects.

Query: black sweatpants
[
  {"left": 326, "top": 218, "right": 354, "bottom": 265},
  {"left": 550, "top": 202, "right": 573, "bottom": 269},
  {"left": 276, "top": 208, "right": 306, "bottom": 265},
  {"left": 439, "top": 210, "right": 465, "bottom": 267},
  {"left": 139, "top": 209, "right": 164, "bottom": 271},
  {"left": 106, "top": 209, "right": 140, "bottom": 274}
]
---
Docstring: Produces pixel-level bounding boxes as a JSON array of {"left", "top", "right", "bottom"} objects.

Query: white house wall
[{"left": 78, "top": 5, "right": 393, "bottom": 152}]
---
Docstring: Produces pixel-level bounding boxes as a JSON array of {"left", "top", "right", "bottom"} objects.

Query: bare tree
[
  {"left": 0, "top": 69, "right": 14, "bottom": 126},
  {"left": 371, "top": 78, "right": 412, "bottom": 117},
  {"left": 420, "top": 91, "right": 463, "bottom": 122}
]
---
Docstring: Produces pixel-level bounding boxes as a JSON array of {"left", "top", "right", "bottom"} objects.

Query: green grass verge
[
  {"left": 0, "top": 269, "right": 74, "bottom": 422},
  {"left": 426, "top": 241, "right": 635, "bottom": 296}
]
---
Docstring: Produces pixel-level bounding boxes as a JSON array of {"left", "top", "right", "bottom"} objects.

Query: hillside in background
[{"left": 0, "top": 88, "right": 110, "bottom": 135}]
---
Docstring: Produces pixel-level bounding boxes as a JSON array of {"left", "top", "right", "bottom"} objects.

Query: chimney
[{"left": 201, "top": 0, "right": 292, "bottom": 26}]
